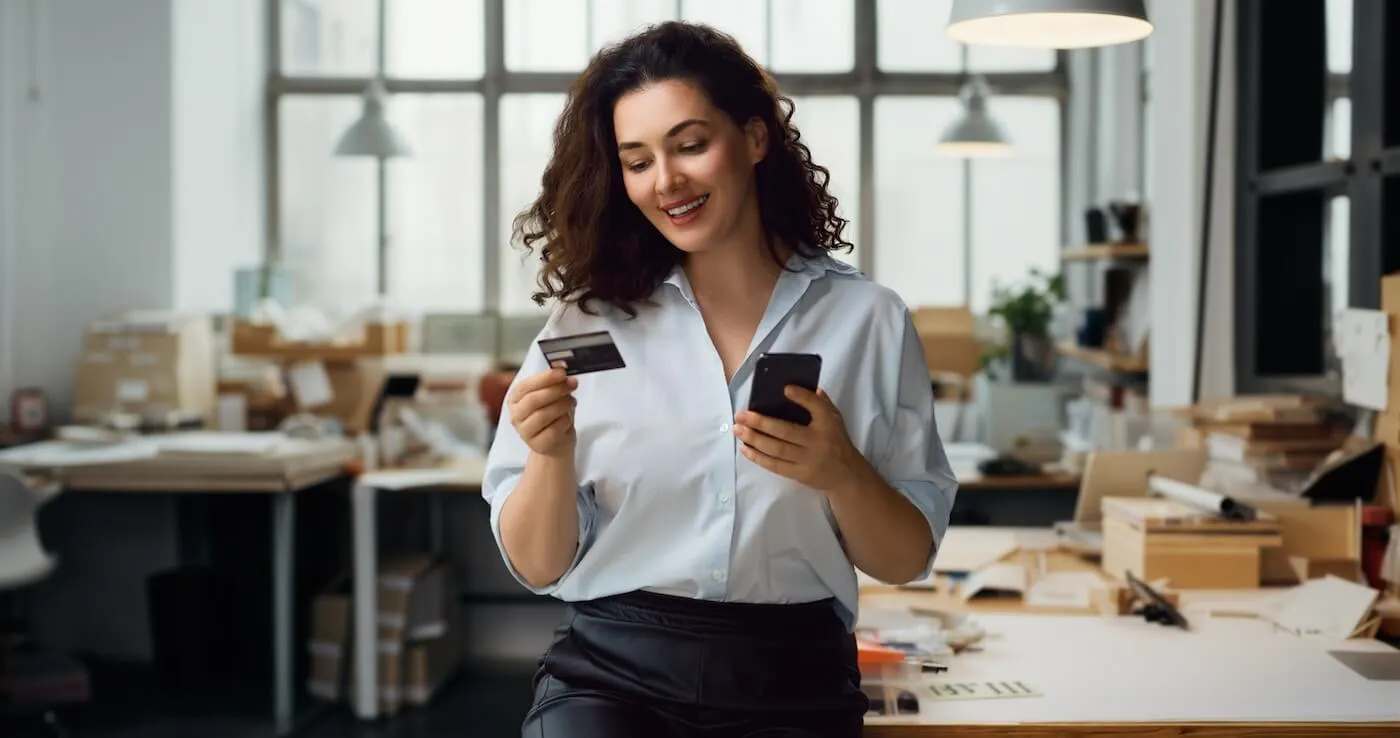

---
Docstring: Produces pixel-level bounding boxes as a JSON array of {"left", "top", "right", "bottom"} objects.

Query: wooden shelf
[
  {"left": 1061, "top": 243, "right": 1149, "bottom": 261},
  {"left": 1056, "top": 342, "right": 1149, "bottom": 373}
]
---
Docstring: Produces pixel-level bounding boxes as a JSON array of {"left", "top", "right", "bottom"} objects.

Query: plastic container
[{"left": 858, "top": 638, "right": 922, "bottom": 716}]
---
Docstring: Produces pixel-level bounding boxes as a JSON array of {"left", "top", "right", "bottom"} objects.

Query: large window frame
[
  {"left": 1235, "top": 0, "right": 1399, "bottom": 394},
  {"left": 263, "top": 0, "right": 1069, "bottom": 320}
]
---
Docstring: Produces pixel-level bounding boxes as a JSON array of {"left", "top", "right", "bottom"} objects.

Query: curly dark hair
[{"left": 511, "top": 21, "right": 854, "bottom": 317}]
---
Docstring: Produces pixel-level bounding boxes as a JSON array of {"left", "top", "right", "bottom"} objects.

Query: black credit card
[{"left": 537, "top": 331, "right": 626, "bottom": 375}]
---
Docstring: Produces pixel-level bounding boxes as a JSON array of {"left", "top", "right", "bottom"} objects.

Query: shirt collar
[{"left": 662, "top": 249, "right": 858, "bottom": 301}]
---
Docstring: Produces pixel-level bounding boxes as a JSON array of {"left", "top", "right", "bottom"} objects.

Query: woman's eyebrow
[{"left": 618, "top": 118, "right": 709, "bottom": 151}]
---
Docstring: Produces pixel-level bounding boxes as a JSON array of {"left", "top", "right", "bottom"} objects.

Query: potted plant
[{"left": 987, "top": 269, "right": 1066, "bottom": 382}]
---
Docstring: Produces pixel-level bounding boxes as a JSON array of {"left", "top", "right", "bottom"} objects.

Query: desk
[
  {"left": 859, "top": 528, "right": 1400, "bottom": 736},
  {"left": 0, "top": 436, "right": 357, "bottom": 736},
  {"left": 349, "top": 459, "right": 486, "bottom": 721}
]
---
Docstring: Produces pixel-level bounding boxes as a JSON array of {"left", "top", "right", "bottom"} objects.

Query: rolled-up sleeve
[
  {"left": 874, "top": 310, "right": 960, "bottom": 580},
  {"left": 481, "top": 321, "right": 599, "bottom": 596}
]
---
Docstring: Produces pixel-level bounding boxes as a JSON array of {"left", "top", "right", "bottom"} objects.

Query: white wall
[
  {"left": 1145, "top": 0, "right": 1236, "bottom": 406},
  {"left": 0, "top": 1, "right": 21, "bottom": 403},
  {"left": 0, "top": 0, "right": 262, "bottom": 416}
]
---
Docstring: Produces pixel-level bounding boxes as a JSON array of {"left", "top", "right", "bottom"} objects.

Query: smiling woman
[
  {"left": 489, "top": 19, "right": 957, "bottom": 738},
  {"left": 511, "top": 22, "right": 853, "bottom": 317}
]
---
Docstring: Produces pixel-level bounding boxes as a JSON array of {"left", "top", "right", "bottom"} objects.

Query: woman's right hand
[{"left": 507, "top": 365, "right": 579, "bottom": 457}]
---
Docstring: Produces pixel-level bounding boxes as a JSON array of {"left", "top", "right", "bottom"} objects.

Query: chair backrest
[{"left": 0, "top": 470, "right": 57, "bottom": 590}]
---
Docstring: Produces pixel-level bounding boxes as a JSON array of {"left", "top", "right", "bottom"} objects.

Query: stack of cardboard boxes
[
  {"left": 73, "top": 311, "right": 216, "bottom": 425},
  {"left": 307, "top": 554, "right": 460, "bottom": 715}
]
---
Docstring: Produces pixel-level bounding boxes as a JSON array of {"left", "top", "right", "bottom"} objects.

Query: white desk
[
  {"left": 1, "top": 434, "right": 357, "bottom": 736},
  {"left": 863, "top": 612, "right": 1400, "bottom": 736},
  {"left": 350, "top": 460, "right": 486, "bottom": 720}
]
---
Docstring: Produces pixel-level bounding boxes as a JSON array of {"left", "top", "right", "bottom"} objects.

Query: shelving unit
[{"left": 1058, "top": 241, "right": 1151, "bottom": 380}]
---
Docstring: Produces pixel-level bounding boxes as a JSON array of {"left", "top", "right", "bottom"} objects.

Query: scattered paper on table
[
  {"left": 959, "top": 562, "right": 1026, "bottom": 601},
  {"left": 1334, "top": 309, "right": 1390, "bottom": 411}
]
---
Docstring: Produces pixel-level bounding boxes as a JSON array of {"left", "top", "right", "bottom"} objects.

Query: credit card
[{"left": 537, "top": 331, "right": 626, "bottom": 375}]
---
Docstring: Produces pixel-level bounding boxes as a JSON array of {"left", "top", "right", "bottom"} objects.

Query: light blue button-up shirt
[{"left": 482, "top": 252, "right": 958, "bottom": 629}]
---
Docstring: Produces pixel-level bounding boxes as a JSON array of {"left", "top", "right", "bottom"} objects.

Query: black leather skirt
[{"left": 522, "top": 590, "right": 868, "bottom": 738}]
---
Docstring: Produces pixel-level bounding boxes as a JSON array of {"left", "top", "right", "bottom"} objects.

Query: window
[
  {"left": 877, "top": 0, "right": 1054, "bottom": 73},
  {"left": 789, "top": 96, "right": 860, "bottom": 267},
  {"left": 1236, "top": 0, "right": 1400, "bottom": 391},
  {"left": 279, "top": 94, "right": 485, "bottom": 316},
  {"left": 386, "top": 94, "right": 486, "bottom": 312},
  {"left": 873, "top": 97, "right": 966, "bottom": 306},
  {"left": 270, "top": 0, "right": 1064, "bottom": 328},
  {"left": 970, "top": 97, "right": 1061, "bottom": 313},
  {"left": 499, "top": 94, "right": 566, "bottom": 317},
  {"left": 279, "top": 96, "right": 379, "bottom": 317},
  {"left": 388, "top": 0, "right": 486, "bottom": 78}
]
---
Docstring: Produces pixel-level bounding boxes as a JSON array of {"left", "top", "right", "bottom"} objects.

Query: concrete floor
[{"left": 9, "top": 664, "right": 535, "bottom": 738}]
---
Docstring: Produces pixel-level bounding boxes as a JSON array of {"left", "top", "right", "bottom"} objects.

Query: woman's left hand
[{"left": 733, "top": 386, "right": 867, "bottom": 495}]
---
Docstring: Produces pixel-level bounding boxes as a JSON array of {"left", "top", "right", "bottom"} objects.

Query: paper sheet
[
  {"left": 0, "top": 439, "right": 162, "bottom": 468},
  {"left": 1334, "top": 308, "right": 1390, "bottom": 411},
  {"left": 1269, "top": 575, "right": 1378, "bottom": 639},
  {"left": 933, "top": 528, "right": 1020, "bottom": 573},
  {"left": 959, "top": 562, "right": 1027, "bottom": 601}
]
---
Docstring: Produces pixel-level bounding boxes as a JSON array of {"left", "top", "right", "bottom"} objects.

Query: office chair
[{"left": 0, "top": 470, "right": 69, "bottom": 737}]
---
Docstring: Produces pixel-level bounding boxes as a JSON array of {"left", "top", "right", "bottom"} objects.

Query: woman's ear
[{"left": 744, "top": 117, "right": 769, "bottom": 165}]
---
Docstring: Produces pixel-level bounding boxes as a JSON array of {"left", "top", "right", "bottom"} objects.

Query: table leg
[
  {"left": 351, "top": 481, "right": 379, "bottom": 720},
  {"left": 429, "top": 494, "right": 445, "bottom": 554},
  {"left": 271, "top": 492, "right": 295, "bottom": 736}
]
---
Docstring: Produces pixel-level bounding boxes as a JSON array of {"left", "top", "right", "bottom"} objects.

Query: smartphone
[{"left": 747, "top": 353, "right": 822, "bottom": 426}]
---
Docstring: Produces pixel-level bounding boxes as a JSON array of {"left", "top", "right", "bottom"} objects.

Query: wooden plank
[
  {"left": 1055, "top": 342, "right": 1149, "bottom": 373},
  {"left": 1060, "top": 243, "right": 1150, "bottom": 261},
  {"left": 865, "top": 723, "right": 1400, "bottom": 737}
]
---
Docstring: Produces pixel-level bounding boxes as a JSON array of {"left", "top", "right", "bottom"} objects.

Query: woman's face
[{"left": 613, "top": 79, "right": 768, "bottom": 254}]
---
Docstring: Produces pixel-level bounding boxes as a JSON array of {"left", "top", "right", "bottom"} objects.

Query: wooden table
[
  {"left": 859, "top": 528, "right": 1400, "bottom": 736},
  {"left": 0, "top": 435, "right": 358, "bottom": 736}
]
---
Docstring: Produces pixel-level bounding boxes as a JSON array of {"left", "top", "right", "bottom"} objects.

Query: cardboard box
[
  {"left": 1100, "top": 496, "right": 1283, "bottom": 589},
  {"left": 1247, "top": 502, "right": 1363, "bottom": 585},
  {"left": 373, "top": 554, "right": 455, "bottom": 716},
  {"left": 306, "top": 578, "right": 352, "bottom": 702},
  {"left": 72, "top": 311, "right": 216, "bottom": 423},
  {"left": 307, "top": 556, "right": 460, "bottom": 711},
  {"left": 912, "top": 306, "right": 982, "bottom": 378}
]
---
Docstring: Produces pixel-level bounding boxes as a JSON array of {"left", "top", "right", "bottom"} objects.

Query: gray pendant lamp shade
[
  {"left": 946, "top": 0, "right": 1153, "bottom": 49},
  {"left": 937, "top": 76, "right": 1011, "bottom": 158},
  {"left": 335, "top": 79, "right": 412, "bottom": 157}
]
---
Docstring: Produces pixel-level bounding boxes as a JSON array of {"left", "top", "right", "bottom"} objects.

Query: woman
[{"left": 483, "top": 20, "right": 957, "bottom": 738}]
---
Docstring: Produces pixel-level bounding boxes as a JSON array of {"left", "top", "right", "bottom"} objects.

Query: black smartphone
[{"left": 748, "top": 353, "right": 822, "bottom": 426}]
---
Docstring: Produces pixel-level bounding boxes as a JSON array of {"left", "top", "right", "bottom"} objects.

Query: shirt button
[
  {"left": 719, "top": 493, "right": 730, "bottom": 503},
  {"left": 711, "top": 569, "right": 725, "bottom": 582},
  {"left": 719, "top": 422, "right": 730, "bottom": 433}
]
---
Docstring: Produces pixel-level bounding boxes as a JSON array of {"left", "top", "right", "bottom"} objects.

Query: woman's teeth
[{"left": 666, "top": 195, "right": 708, "bottom": 216}]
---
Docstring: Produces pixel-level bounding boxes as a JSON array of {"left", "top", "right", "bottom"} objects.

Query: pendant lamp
[
  {"left": 334, "top": 78, "right": 412, "bottom": 298},
  {"left": 946, "top": 0, "right": 1153, "bottom": 49},
  {"left": 937, "top": 76, "right": 1011, "bottom": 158},
  {"left": 335, "top": 79, "right": 412, "bottom": 158}
]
